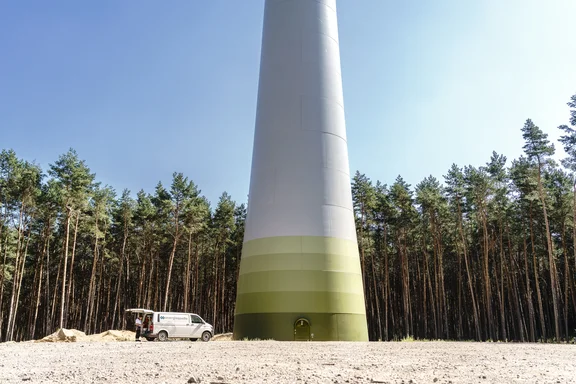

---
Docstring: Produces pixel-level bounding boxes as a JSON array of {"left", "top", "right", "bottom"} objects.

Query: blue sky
[{"left": 1, "top": 0, "right": 575, "bottom": 206}]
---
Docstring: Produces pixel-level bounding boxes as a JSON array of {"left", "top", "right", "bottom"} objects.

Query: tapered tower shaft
[{"left": 233, "top": 0, "right": 368, "bottom": 341}]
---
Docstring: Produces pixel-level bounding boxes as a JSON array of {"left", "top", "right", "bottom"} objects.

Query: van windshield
[{"left": 190, "top": 315, "right": 203, "bottom": 324}]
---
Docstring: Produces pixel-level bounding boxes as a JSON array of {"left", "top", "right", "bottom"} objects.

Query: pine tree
[
  {"left": 521, "top": 119, "right": 561, "bottom": 341},
  {"left": 48, "top": 149, "right": 95, "bottom": 330}
]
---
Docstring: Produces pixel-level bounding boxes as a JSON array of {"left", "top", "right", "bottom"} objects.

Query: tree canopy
[{"left": 1, "top": 93, "right": 575, "bottom": 342}]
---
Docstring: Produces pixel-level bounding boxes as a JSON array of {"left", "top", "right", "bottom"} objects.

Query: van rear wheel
[
  {"left": 158, "top": 331, "right": 168, "bottom": 342},
  {"left": 201, "top": 331, "right": 211, "bottom": 342}
]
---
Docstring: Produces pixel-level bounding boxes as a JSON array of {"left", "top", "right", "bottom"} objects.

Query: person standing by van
[{"left": 135, "top": 315, "right": 143, "bottom": 342}]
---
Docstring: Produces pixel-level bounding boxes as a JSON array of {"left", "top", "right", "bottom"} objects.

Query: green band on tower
[{"left": 233, "top": 236, "right": 368, "bottom": 341}]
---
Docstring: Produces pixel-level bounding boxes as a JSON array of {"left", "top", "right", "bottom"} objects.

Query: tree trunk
[
  {"left": 507, "top": 232, "right": 525, "bottom": 341},
  {"left": 31, "top": 223, "right": 50, "bottom": 340},
  {"left": 383, "top": 226, "right": 390, "bottom": 341},
  {"left": 213, "top": 242, "right": 220, "bottom": 332},
  {"left": 457, "top": 234, "right": 463, "bottom": 339},
  {"left": 431, "top": 222, "right": 440, "bottom": 338},
  {"left": 424, "top": 244, "right": 437, "bottom": 339},
  {"left": 480, "top": 207, "right": 495, "bottom": 340},
  {"left": 400, "top": 230, "right": 411, "bottom": 338},
  {"left": 111, "top": 219, "right": 129, "bottom": 329},
  {"left": 572, "top": 183, "right": 576, "bottom": 320},
  {"left": 522, "top": 237, "right": 536, "bottom": 342},
  {"left": 370, "top": 246, "right": 382, "bottom": 340},
  {"left": 421, "top": 248, "right": 428, "bottom": 338},
  {"left": 85, "top": 216, "right": 100, "bottom": 333},
  {"left": 6, "top": 206, "right": 25, "bottom": 341},
  {"left": 529, "top": 201, "right": 546, "bottom": 340},
  {"left": 498, "top": 227, "right": 507, "bottom": 340},
  {"left": 359, "top": 203, "right": 366, "bottom": 294},
  {"left": 560, "top": 226, "right": 570, "bottom": 341},
  {"left": 535, "top": 163, "right": 560, "bottom": 341},
  {"left": 0, "top": 233, "right": 8, "bottom": 340},
  {"left": 164, "top": 207, "right": 180, "bottom": 312},
  {"left": 59, "top": 207, "right": 72, "bottom": 329},
  {"left": 194, "top": 242, "right": 200, "bottom": 310},
  {"left": 432, "top": 213, "right": 448, "bottom": 339},
  {"left": 184, "top": 230, "right": 193, "bottom": 312},
  {"left": 10, "top": 230, "right": 32, "bottom": 340},
  {"left": 65, "top": 212, "right": 80, "bottom": 325},
  {"left": 221, "top": 242, "right": 227, "bottom": 332},
  {"left": 456, "top": 199, "right": 481, "bottom": 340},
  {"left": 50, "top": 247, "right": 62, "bottom": 331}
]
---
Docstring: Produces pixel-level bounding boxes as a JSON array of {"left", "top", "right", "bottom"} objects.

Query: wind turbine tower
[{"left": 233, "top": 0, "right": 368, "bottom": 341}]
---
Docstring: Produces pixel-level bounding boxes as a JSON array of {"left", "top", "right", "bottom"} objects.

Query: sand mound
[
  {"left": 36, "top": 328, "right": 136, "bottom": 343},
  {"left": 36, "top": 328, "right": 87, "bottom": 343},
  {"left": 212, "top": 332, "right": 233, "bottom": 341},
  {"left": 89, "top": 330, "right": 135, "bottom": 342}
]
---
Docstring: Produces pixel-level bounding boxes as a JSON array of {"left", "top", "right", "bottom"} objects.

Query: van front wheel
[
  {"left": 201, "top": 331, "right": 211, "bottom": 342},
  {"left": 158, "top": 331, "right": 168, "bottom": 342}
]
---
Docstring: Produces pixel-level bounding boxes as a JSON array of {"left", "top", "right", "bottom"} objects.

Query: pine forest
[{"left": 1, "top": 94, "right": 575, "bottom": 343}]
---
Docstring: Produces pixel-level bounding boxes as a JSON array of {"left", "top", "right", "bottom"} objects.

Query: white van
[{"left": 126, "top": 308, "right": 213, "bottom": 342}]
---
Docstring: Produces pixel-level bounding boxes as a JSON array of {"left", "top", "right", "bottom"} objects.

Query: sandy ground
[{"left": 0, "top": 336, "right": 574, "bottom": 384}]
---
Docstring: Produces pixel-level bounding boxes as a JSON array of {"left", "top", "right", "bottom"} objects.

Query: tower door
[{"left": 294, "top": 318, "right": 311, "bottom": 341}]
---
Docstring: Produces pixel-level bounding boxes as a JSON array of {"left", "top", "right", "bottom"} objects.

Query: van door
[
  {"left": 172, "top": 314, "right": 189, "bottom": 337},
  {"left": 157, "top": 313, "right": 178, "bottom": 337},
  {"left": 189, "top": 314, "right": 205, "bottom": 338}
]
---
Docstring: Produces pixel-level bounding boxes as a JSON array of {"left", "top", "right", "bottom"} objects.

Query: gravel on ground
[{"left": 0, "top": 337, "right": 574, "bottom": 384}]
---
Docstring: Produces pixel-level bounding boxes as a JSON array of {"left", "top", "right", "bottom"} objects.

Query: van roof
[
  {"left": 125, "top": 308, "right": 154, "bottom": 314},
  {"left": 156, "top": 312, "right": 200, "bottom": 315}
]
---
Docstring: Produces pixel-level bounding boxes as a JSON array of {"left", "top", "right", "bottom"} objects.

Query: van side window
[{"left": 190, "top": 315, "right": 203, "bottom": 324}]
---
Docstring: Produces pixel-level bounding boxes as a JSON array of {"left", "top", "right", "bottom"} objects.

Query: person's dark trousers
[{"left": 135, "top": 328, "right": 141, "bottom": 341}]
